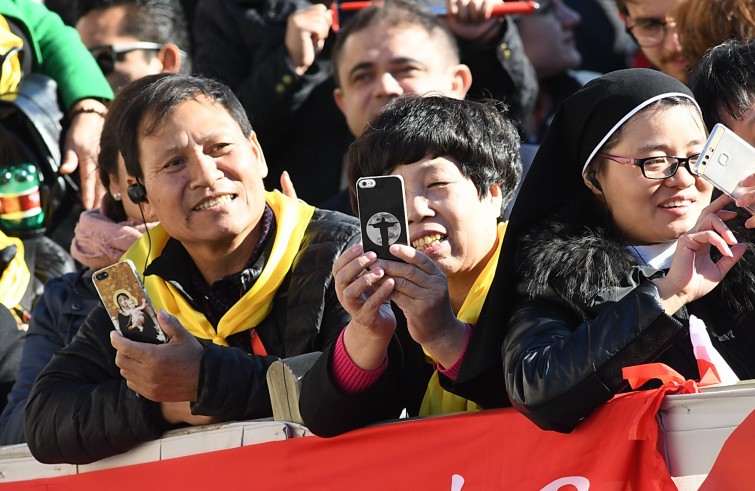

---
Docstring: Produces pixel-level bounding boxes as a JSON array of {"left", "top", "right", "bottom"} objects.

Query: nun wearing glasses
[{"left": 481, "top": 68, "right": 755, "bottom": 433}]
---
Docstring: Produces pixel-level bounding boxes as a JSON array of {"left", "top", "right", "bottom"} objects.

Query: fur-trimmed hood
[{"left": 515, "top": 197, "right": 755, "bottom": 316}]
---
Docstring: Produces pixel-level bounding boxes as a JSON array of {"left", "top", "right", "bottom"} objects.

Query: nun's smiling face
[{"left": 591, "top": 103, "right": 712, "bottom": 245}]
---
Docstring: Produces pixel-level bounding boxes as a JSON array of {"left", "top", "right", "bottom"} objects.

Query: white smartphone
[
  {"left": 92, "top": 260, "right": 167, "bottom": 344},
  {"left": 691, "top": 123, "right": 755, "bottom": 214},
  {"left": 356, "top": 175, "right": 410, "bottom": 262}
]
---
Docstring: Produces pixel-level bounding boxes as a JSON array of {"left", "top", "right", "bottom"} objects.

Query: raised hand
[
  {"left": 444, "top": 0, "right": 503, "bottom": 44},
  {"left": 333, "top": 244, "right": 397, "bottom": 370},
  {"left": 654, "top": 194, "right": 747, "bottom": 314},
  {"left": 59, "top": 99, "right": 108, "bottom": 209},
  {"left": 285, "top": 4, "right": 333, "bottom": 76},
  {"left": 383, "top": 244, "right": 468, "bottom": 369},
  {"left": 279, "top": 170, "right": 297, "bottom": 199}
]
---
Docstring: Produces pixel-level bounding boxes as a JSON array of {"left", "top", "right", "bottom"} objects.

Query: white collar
[{"left": 626, "top": 241, "right": 677, "bottom": 270}]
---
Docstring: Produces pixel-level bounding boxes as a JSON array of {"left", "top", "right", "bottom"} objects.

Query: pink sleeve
[
  {"left": 436, "top": 323, "right": 473, "bottom": 382},
  {"left": 331, "top": 328, "right": 388, "bottom": 394}
]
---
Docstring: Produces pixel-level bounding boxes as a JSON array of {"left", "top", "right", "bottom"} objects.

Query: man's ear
[
  {"left": 126, "top": 176, "right": 158, "bottom": 221},
  {"left": 158, "top": 43, "right": 182, "bottom": 74},
  {"left": 333, "top": 87, "right": 345, "bottom": 114},
  {"left": 248, "top": 132, "right": 269, "bottom": 179},
  {"left": 618, "top": 10, "right": 630, "bottom": 27},
  {"left": 448, "top": 64, "right": 473, "bottom": 99}
]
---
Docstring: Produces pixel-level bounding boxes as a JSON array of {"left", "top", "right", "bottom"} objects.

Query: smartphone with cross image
[
  {"left": 356, "top": 175, "right": 410, "bottom": 262},
  {"left": 691, "top": 123, "right": 755, "bottom": 215},
  {"left": 92, "top": 259, "right": 167, "bottom": 344}
]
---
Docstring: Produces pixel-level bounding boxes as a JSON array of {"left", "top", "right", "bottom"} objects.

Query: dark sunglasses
[{"left": 89, "top": 42, "right": 162, "bottom": 75}]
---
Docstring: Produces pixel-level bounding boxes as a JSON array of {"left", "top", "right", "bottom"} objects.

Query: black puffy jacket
[
  {"left": 0, "top": 268, "right": 98, "bottom": 445},
  {"left": 503, "top": 208, "right": 755, "bottom": 433}
]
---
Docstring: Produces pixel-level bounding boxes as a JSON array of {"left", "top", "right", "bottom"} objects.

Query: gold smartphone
[{"left": 92, "top": 259, "right": 167, "bottom": 344}]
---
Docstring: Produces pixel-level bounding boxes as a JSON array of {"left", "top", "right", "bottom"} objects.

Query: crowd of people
[{"left": 0, "top": 0, "right": 753, "bottom": 467}]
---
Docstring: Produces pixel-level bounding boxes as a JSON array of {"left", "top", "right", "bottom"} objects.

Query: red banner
[
  {"left": 5, "top": 387, "right": 677, "bottom": 491},
  {"left": 700, "top": 408, "right": 755, "bottom": 490}
]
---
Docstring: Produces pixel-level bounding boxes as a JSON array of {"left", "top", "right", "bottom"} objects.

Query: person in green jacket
[{"left": 1, "top": 0, "right": 114, "bottom": 210}]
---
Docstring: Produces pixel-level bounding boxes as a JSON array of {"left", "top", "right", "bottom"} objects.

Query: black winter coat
[
  {"left": 503, "top": 204, "right": 755, "bottom": 433},
  {"left": 0, "top": 269, "right": 98, "bottom": 445},
  {"left": 298, "top": 307, "right": 431, "bottom": 438},
  {"left": 300, "top": 302, "right": 511, "bottom": 438},
  {"left": 25, "top": 209, "right": 359, "bottom": 464}
]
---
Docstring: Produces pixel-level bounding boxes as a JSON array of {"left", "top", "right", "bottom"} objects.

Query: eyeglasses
[
  {"left": 88, "top": 42, "right": 162, "bottom": 75},
  {"left": 598, "top": 153, "right": 700, "bottom": 180},
  {"left": 625, "top": 18, "right": 677, "bottom": 48}
]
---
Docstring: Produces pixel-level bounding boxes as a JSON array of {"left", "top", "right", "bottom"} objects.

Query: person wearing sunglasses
[
  {"left": 482, "top": 68, "right": 755, "bottom": 433},
  {"left": 75, "top": 0, "right": 191, "bottom": 93},
  {"left": 614, "top": 0, "right": 688, "bottom": 83}
]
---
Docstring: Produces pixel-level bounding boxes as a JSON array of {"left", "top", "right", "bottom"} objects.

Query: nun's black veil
[
  {"left": 460, "top": 69, "right": 696, "bottom": 403},
  {"left": 509, "top": 68, "right": 696, "bottom": 235}
]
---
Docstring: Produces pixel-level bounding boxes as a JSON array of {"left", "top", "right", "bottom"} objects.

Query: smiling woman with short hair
[{"left": 300, "top": 95, "right": 522, "bottom": 437}]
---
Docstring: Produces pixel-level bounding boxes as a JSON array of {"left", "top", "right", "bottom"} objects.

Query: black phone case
[
  {"left": 92, "top": 260, "right": 167, "bottom": 344},
  {"left": 356, "top": 176, "right": 409, "bottom": 261}
]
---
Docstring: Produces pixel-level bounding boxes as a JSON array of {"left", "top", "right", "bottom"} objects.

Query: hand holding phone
[
  {"left": 692, "top": 124, "right": 755, "bottom": 215},
  {"left": 356, "top": 175, "right": 410, "bottom": 262},
  {"left": 92, "top": 260, "right": 168, "bottom": 344}
]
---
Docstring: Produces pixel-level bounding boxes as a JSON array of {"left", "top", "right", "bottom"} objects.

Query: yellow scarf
[
  {"left": 122, "top": 190, "right": 315, "bottom": 349},
  {"left": 418, "top": 221, "right": 507, "bottom": 416},
  {"left": 0, "top": 15, "right": 23, "bottom": 95},
  {"left": 0, "top": 231, "right": 29, "bottom": 311}
]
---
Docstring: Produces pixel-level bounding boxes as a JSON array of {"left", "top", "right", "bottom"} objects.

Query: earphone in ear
[
  {"left": 127, "top": 179, "right": 153, "bottom": 272},
  {"left": 127, "top": 182, "right": 147, "bottom": 204},
  {"left": 588, "top": 171, "right": 602, "bottom": 192}
]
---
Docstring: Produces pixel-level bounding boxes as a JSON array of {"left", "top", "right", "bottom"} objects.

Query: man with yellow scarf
[
  {"left": 25, "top": 74, "right": 360, "bottom": 464},
  {"left": 299, "top": 95, "right": 522, "bottom": 436}
]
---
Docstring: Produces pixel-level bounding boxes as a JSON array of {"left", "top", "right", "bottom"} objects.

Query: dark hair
[
  {"left": 331, "top": 0, "right": 459, "bottom": 88},
  {"left": 76, "top": 0, "right": 192, "bottom": 73},
  {"left": 347, "top": 95, "right": 522, "bottom": 214},
  {"left": 113, "top": 73, "right": 253, "bottom": 181},
  {"left": 689, "top": 39, "right": 755, "bottom": 132},
  {"left": 97, "top": 102, "right": 127, "bottom": 222}
]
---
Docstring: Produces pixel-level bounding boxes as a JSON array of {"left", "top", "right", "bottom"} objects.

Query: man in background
[
  {"left": 614, "top": 0, "right": 688, "bottom": 82},
  {"left": 323, "top": 0, "right": 535, "bottom": 213},
  {"left": 76, "top": 0, "right": 191, "bottom": 92}
]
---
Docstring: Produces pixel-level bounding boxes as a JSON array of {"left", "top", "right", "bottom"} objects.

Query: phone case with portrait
[
  {"left": 356, "top": 175, "right": 410, "bottom": 262},
  {"left": 692, "top": 123, "right": 755, "bottom": 215},
  {"left": 92, "top": 260, "right": 167, "bottom": 344}
]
